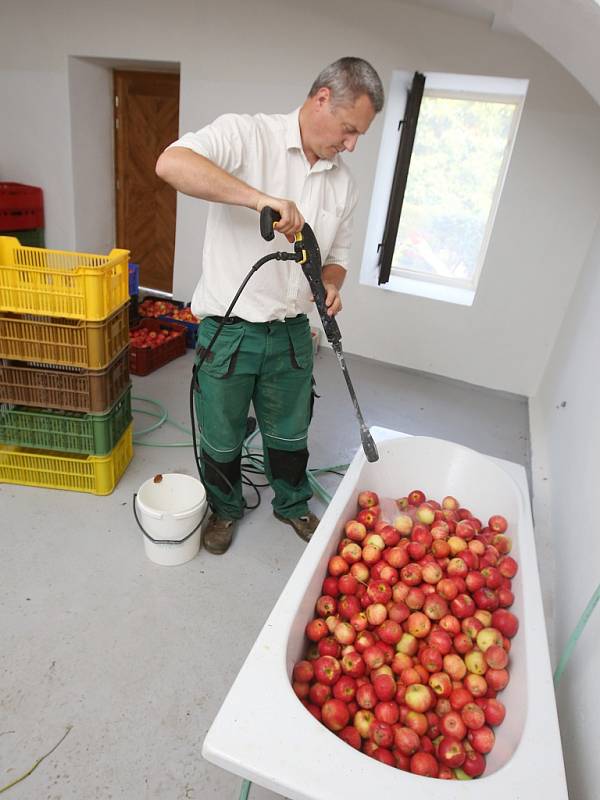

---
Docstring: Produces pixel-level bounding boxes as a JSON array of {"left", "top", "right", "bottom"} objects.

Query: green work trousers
[{"left": 193, "top": 314, "right": 314, "bottom": 520}]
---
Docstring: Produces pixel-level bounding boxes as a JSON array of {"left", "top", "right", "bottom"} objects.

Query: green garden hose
[{"left": 553, "top": 581, "right": 600, "bottom": 687}]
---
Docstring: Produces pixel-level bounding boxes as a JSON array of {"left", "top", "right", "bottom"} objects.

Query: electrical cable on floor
[
  {"left": 131, "top": 395, "right": 348, "bottom": 506},
  {"left": 0, "top": 726, "right": 72, "bottom": 795}
]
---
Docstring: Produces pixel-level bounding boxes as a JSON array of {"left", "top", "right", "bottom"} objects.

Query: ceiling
[{"left": 400, "top": 0, "right": 600, "bottom": 105}]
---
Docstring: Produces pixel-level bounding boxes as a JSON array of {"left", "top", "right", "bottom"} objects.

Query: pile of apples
[
  {"left": 293, "top": 489, "right": 519, "bottom": 780},
  {"left": 139, "top": 298, "right": 199, "bottom": 322},
  {"left": 129, "top": 326, "right": 183, "bottom": 349}
]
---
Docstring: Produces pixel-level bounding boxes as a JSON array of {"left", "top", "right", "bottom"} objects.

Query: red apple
[
  {"left": 328, "top": 555, "right": 349, "bottom": 577},
  {"left": 461, "top": 701, "right": 485, "bottom": 730},
  {"left": 410, "top": 751, "right": 439, "bottom": 777},
  {"left": 362, "top": 644, "right": 386, "bottom": 670},
  {"left": 375, "top": 701, "right": 400, "bottom": 725},
  {"left": 318, "top": 636, "right": 341, "bottom": 658},
  {"left": 339, "top": 725, "right": 361, "bottom": 749},
  {"left": 356, "top": 683, "right": 378, "bottom": 710},
  {"left": 438, "top": 735, "right": 466, "bottom": 768},
  {"left": 309, "top": 682, "right": 332, "bottom": 706},
  {"left": 332, "top": 675, "right": 357, "bottom": 703},
  {"left": 440, "top": 710, "right": 467, "bottom": 740},
  {"left": 315, "top": 595, "right": 337, "bottom": 618},
  {"left": 357, "top": 490, "right": 379, "bottom": 509},
  {"left": 488, "top": 515, "right": 508, "bottom": 533},
  {"left": 484, "top": 698, "right": 506, "bottom": 726},
  {"left": 292, "top": 660, "right": 314, "bottom": 683},
  {"left": 340, "top": 650, "right": 366, "bottom": 678},
  {"left": 357, "top": 507, "right": 380, "bottom": 529},
  {"left": 463, "top": 749, "right": 486, "bottom": 777},
  {"left": 468, "top": 724, "right": 495, "bottom": 754},
  {"left": 407, "top": 612, "right": 431, "bottom": 638},
  {"left": 427, "top": 628, "right": 453, "bottom": 655},
  {"left": 443, "top": 654, "right": 467, "bottom": 681},
  {"left": 486, "top": 668, "right": 509, "bottom": 691},
  {"left": 408, "top": 489, "right": 426, "bottom": 506},
  {"left": 491, "top": 609, "right": 519, "bottom": 638},
  {"left": 306, "top": 618, "right": 329, "bottom": 642},
  {"left": 366, "top": 603, "right": 387, "bottom": 627},
  {"left": 367, "top": 579, "right": 392, "bottom": 605},
  {"left": 344, "top": 519, "right": 367, "bottom": 542},
  {"left": 394, "top": 725, "right": 421, "bottom": 755},
  {"left": 405, "top": 587, "right": 426, "bottom": 610}
]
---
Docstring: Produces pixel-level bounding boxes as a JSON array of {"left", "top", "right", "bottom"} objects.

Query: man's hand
[
  {"left": 323, "top": 282, "right": 342, "bottom": 317},
  {"left": 320, "top": 264, "right": 346, "bottom": 316},
  {"left": 256, "top": 195, "right": 304, "bottom": 243}
]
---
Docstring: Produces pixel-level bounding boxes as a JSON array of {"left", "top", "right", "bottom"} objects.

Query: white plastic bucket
[{"left": 134, "top": 473, "right": 207, "bottom": 566}]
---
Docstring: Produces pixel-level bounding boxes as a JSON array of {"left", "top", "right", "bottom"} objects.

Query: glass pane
[{"left": 392, "top": 95, "right": 517, "bottom": 282}]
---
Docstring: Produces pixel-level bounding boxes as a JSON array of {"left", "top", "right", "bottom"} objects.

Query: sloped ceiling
[{"left": 403, "top": 0, "right": 600, "bottom": 106}]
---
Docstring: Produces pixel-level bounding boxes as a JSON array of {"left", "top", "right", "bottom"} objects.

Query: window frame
[
  {"left": 388, "top": 88, "right": 524, "bottom": 292},
  {"left": 361, "top": 70, "right": 529, "bottom": 306}
]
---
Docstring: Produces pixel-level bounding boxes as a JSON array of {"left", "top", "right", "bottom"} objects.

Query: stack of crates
[
  {"left": 0, "top": 236, "right": 133, "bottom": 494},
  {"left": 0, "top": 183, "right": 45, "bottom": 247},
  {"left": 129, "top": 262, "right": 140, "bottom": 327}
]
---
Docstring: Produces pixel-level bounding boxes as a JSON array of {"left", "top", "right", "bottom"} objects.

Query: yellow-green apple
[{"left": 405, "top": 683, "right": 433, "bottom": 712}]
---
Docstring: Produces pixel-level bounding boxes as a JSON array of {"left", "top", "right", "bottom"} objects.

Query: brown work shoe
[
  {"left": 274, "top": 511, "right": 320, "bottom": 543},
  {"left": 203, "top": 513, "right": 236, "bottom": 555}
]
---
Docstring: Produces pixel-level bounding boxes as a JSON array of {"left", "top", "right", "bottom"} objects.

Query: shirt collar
[{"left": 284, "top": 108, "right": 338, "bottom": 172}]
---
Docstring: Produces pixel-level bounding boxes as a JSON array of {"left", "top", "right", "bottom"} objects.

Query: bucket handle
[{"left": 132, "top": 493, "right": 208, "bottom": 545}]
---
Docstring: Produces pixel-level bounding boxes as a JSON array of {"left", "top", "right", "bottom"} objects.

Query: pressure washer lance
[{"left": 260, "top": 206, "right": 379, "bottom": 463}]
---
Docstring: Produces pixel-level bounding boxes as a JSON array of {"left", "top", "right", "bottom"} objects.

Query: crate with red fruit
[
  {"left": 138, "top": 295, "right": 200, "bottom": 348},
  {"left": 129, "top": 318, "right": 187, "bottom": 376}
]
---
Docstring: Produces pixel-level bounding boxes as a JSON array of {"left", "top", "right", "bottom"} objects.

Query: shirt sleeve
[
  {"left": 324, "top": 179, "right": 359, "bottom": 271},
  {"left": 168, "top": 113, "right": 254, "bottom": 176}
]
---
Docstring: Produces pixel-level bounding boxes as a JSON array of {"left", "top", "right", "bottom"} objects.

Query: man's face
[{"left": 306, "top": 88, "right": 376, "bottom": 163}]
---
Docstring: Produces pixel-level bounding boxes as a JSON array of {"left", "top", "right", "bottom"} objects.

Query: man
[{"left": 156, "top": 57, "right": 384, "bottom": 555}]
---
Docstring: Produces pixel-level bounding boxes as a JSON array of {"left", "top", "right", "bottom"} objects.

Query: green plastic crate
[
  {"left": 0, "top": 386, "right": 132, "bottom": 455},
  {"left": 2, "top": 227, "right": 45, "bottom": 247}
]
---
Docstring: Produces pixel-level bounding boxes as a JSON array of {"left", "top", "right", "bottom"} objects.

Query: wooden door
[{"left": 114, "top": 70, "right": 179, "bottom": 293}]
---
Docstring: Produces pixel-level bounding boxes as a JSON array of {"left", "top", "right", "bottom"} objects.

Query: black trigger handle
[{"left": 260, "top": 207, "right": 281, "bottom": 241}]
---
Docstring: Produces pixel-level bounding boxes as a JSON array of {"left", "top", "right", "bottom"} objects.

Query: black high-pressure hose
[
  {"left": 189, "top": 248, "right": 301, "bottom": 507},
  {"left": 189, "top": 207, "right": 379, "bottom": 513},
  {"left": 260, "top": 208, "right": 379, "bottom": 463}
]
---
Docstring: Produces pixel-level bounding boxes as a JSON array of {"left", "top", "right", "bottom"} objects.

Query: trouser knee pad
[
  {"left": 267, "top": 447, "right": 309, "bottom": 487},
  {"left": 202, "top": 449, "right": 242, "bottom": 494}
]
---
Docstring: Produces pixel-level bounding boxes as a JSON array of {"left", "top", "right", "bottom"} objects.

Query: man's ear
[{"left": 314, "top": 86, "right": 331, "bottom": 109}]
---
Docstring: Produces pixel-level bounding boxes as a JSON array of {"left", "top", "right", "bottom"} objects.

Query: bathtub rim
[{"left": 202, "top": 428, "right": 568, "bottom": 800}]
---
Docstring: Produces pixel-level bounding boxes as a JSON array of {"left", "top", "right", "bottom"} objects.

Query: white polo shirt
[{"left": 170, "top": 109, "right": 359, "bottom": 322}]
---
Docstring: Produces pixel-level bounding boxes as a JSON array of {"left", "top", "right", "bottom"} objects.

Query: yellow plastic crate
[
  {"left": 0, "top": 236, "right": 130, "bottom": 320},
  {"left": 0, "top": 303, "right": 129, "bottom": 369},
  {"left": 0, "top": 423, "right": 133, "bottom": 495}
]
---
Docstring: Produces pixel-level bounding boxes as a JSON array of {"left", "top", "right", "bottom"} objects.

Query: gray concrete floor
[{"left": 0, "top": 347, "right": 529, "bottom": 800}]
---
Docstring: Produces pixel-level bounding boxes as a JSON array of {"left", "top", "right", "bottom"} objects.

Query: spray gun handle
[
  {"left": 260, "top": 206, "right": 279, "bottom": 242},
  {"left": 259, "top": 207, "right": 342, "bottom": 345}
]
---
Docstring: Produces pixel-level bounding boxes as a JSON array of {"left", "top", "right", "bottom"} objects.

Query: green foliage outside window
[{"left": 393, "top": 95, "right": 517, "bottom": 281}]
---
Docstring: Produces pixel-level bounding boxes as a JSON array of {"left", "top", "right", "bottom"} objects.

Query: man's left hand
[{"left": 323, "top": 282, "right": 342, "bottom": 317}]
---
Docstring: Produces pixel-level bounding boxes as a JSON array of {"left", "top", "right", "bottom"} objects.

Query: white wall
[
  {"left": 530, "top": 215, "right": 600, "bottom": 800},
  {"left": 68, "top": 57, "right": 115, "bottom": 254},
  {"left": 1, "top": 0, "right": 600, "bottom": 397}
]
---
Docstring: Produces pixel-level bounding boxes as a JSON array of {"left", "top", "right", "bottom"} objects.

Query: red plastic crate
[
  {"left": 0, "top": 183, "right": 44, "bottom": 231},
  {"left": 129, "top": 318, "right": 187, "bottom": 376}
]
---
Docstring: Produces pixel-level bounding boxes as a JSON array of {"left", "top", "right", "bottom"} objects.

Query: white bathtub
[{"left": 202, "top": 429, "right": 568, "bottom": 799}]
